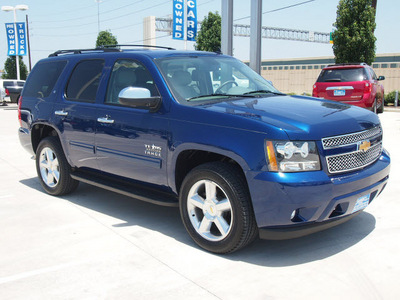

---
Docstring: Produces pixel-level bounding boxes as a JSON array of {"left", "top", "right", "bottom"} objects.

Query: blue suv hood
[{"left": 199, "top": 95, "right": 380, "bottom": 140}]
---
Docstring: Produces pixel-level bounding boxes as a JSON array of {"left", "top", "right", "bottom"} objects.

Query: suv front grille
[
  {"left": 323, "top": 126, "right": 383, "bottom": 174},
  {"left": 326, "top": 142, "right": 382, "bottom": 173},
  {"left": 322, "top": 126, "right": 382, "bottom": 149}
]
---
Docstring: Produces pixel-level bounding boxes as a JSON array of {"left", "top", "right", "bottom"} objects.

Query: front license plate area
[
  {"left": 334, "top": 90, "right": 346, "bottom": 96},
  {"left": 352, "top": 194, "right": 370, "bottom": 213}
]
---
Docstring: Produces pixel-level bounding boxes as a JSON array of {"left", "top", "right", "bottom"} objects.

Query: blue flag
[
  {"left": 5, "top": 23, "right": 16, "bottom": 56},
  {"left": 16, "top": 22, "right": 27, "bottom": 56},
  {"left": 5, "top": 22, "right": 27, "bottom": 56},
  {"left": 172, "top": 0, "right": 184, "bottom": 40},
  {"left": 186, "top": 0, "right": 197, "bottom": 41}
]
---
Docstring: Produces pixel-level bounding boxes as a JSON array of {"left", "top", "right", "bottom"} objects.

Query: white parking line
[{"left": 0, "top": 195, "right": 13, "bottom": 199}]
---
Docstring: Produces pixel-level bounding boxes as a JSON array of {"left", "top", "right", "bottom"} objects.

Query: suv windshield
[
  {"left": 317, "top": 67, "right": 368, "bottom": 83},
  {"left": 155, "top": 55, "right": 281, "bottom": 105}
]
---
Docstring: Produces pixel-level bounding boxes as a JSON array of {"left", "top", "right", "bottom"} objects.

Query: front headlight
[{"left": 265, "top": 140, "right": 321, "bottom": 172}]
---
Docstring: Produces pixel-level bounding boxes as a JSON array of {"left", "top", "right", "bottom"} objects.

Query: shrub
[{"left": 385, "top": 91, "right": 399, "bottom": 105}]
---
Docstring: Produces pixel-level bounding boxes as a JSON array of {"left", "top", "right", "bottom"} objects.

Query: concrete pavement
[{"left": 0, "top": 105, "right": 399, "bottom": 299}]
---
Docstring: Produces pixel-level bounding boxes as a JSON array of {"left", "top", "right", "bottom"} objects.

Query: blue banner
[
  {"left": 16, "top": 22, "right": 27, "bottom": 56},
  {"left": 5, "top": 23, "right": 16, "bottom": 56},
  {"left": 186, "top": 0, "right": 197, "bottom": 41},
  {"left": 5, "top": 22, "right": 27, "bottom": 56},
  {"left": 172, "top": 0, "right": 184, "bottom": 40}
]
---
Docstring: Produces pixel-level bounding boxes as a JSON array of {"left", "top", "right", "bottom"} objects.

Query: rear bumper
[
  {"left": 18, "top": 127, "right": 35, "bottom": 156},
  {"left": 248, "top": 149, "right": 390, "bottom": 238}
]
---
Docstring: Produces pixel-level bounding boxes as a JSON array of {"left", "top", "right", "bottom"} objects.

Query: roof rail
[
  {"left": 48, "top": 47, "right": 121, "bottom": 57},
  {"left": 48, "top": 44, "right": 176, "bottom": 57},
  {"left": 101, "top": 44, "right": 176, "bottom": 50},
  {"left": 326, "top": 62, "right": 368, "bottom": 67}
]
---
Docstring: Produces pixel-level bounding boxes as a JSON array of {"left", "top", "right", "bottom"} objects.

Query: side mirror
[
  {"left": 378, "top": 76, "right": 385, "bottom": 81},
  {"left": 118, "top": 87, "right": 161, "bottom": 111}
]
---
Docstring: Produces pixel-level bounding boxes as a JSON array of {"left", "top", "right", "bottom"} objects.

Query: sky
[{"left": 0, "top": 0, "right": 399, "bottom": 70}]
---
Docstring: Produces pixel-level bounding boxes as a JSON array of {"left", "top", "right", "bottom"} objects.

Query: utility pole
[{"left": 26, "top": 14, "right": 32, "bottom": 72}]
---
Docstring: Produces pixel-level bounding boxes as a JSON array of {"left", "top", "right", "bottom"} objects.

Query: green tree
[
  {"left": 2, "top": 56, "right": 28, "bottom": 80},
  {"left": 96, "top": 30, "right": 118, "bottom": 47},
  {"left": 195, "top": 12, "right": 221, "bottom": 52},
  {"left": 332, "top": 0, "right": 376, "bottom": 65}
]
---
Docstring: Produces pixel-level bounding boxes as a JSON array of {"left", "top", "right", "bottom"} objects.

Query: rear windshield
[
  {"left": 3, "top": 81, "right": 15, "bottom": 87},
  {"left": 317, "top": 68, "right": 368, "bottom": 82}
]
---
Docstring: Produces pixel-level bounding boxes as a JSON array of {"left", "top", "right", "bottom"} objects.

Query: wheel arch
[
  {"left": 171, "top": 143, "right": 251, "bottom": 195},
  {"left": 31, "top": 123, "right": 62, "bottom": 154}
]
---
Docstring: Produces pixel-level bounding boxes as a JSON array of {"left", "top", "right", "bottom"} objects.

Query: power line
[
  {"left": 234, "top": 0, "right": 315, "bottom": 22},
  {"left": 31, "top": 0, "right": 170, "bottom": 38}
]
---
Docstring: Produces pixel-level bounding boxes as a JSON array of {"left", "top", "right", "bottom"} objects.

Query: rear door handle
[
  {"left": 97, "top": 117, "right": 115, "bottom": 124},
  {"left": 55, "top": 110, "right": 68, "bottom": 116}
]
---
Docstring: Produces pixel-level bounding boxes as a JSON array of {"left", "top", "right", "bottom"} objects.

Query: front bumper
[{"left": 247, "top": 149, "right": 390, "bottom": 240}]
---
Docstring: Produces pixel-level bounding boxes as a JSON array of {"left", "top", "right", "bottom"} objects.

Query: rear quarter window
[
  {"left": 317, "top": 68, "right": 368, "bottom": 83},
  {"left": 23, "top": 60, "right": 67, "bottom": 98}
]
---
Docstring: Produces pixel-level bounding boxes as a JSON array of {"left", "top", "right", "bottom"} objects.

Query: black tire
[
  {"left": 10, "top": 94, "right": 20, "bottom": 103},
  {"left": 377, "top": 97, "right": 384, "bottom": 114},
  {"left": 36, "top": 136, "right": 79, "bottom": 196},
  {"left": 179, "top": 162, "right": 258, "bottom": 254},
  {"left": 372, "top": 98, "right": 378, "bottom": 114}
]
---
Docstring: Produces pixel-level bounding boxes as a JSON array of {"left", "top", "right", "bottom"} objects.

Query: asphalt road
[{"left": 0, "top": 104, "right": 399, "bottom": 300}]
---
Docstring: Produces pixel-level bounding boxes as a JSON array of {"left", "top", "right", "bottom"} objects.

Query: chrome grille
[
  {"left": 326, "top": 142, "right": 382, "bottom": 173},
  {"left": 322, "top": 126, "right": 382, "bottom": 149}
]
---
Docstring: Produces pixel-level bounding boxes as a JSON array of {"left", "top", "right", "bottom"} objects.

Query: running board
[{"left": 70, "top": 171, "right": 178, "bottom": 207}]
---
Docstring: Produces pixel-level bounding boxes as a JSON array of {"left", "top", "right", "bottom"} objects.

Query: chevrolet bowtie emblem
[{"left": 359, "top": 140, "right": 371, "bottom": 152}]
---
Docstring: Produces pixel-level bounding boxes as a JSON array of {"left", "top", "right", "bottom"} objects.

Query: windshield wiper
[
  {"left": 187, "top": 93, "right": 256, "bottom": 102},
  {"left": 243, "top": 90, "right": 286, "bottom": 96}
]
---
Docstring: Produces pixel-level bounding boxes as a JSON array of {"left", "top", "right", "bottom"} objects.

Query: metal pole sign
[
  {"left": 172, "top": 0, "right": 197, "bottom": 41},
  {"left": 5, "top": 22, "right": 27, "bottom": 56}
]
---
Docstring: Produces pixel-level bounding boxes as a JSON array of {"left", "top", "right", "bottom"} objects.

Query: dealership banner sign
[
  {"left": 172, "top": 0, "right": 197, "bottom": 41},
  {"left": 5, "top": 22, "right": 27, "bottom": 56},
  {"left": 186, "top": 0, "right": 197, "bottom": 41}
]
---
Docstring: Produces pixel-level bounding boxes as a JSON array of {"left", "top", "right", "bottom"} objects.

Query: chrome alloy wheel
[
  {"left": 39, "top": 147, "right": 60, "bottom": 188},
  {"left": 187, "top": 180, "right": 233, "bottom": 241}
]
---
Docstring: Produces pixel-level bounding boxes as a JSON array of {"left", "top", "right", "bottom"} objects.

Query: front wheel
[
  {"left": 179, "top": 162, "right": 258, "bottom": 253},
  {"left": 36, "top": 137, "right": 79, "bottom": 196}
]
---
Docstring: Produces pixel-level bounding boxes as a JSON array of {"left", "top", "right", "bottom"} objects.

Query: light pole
[{"left": 1, "top": 4, "right": 29, "bottom": 80}]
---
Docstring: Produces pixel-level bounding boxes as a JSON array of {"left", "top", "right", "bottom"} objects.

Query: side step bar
[{"left": 70, "top": 171, "right": 179, "bottom": 207}]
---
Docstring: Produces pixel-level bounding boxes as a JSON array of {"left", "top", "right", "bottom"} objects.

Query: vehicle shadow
[{"left": 20, "top": 178, "right": 376, "bottom": 267}]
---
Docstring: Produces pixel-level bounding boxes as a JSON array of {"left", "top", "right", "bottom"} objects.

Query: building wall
[{"left": 257, "top": 54, "right": 400, "bottom": 95}]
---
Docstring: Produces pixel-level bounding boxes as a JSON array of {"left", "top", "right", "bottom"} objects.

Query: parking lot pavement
[{"left": 0, "top": 107, "right": 399, "bottom": 299}]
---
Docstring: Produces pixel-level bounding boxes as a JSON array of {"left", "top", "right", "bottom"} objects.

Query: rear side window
[
  {"left": 317, "top": 68, "right": 368, "bottom": 83},
  {"left": 66, "top": 59, "right": 104, "bottom": 102},
  {"left": 23, "top": 60, "right": 67, "bottom": 98}
]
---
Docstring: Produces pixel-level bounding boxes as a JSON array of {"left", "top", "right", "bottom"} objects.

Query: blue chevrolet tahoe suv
[{"left": 18, "top": 46, "right": 391, "bottom": 253}]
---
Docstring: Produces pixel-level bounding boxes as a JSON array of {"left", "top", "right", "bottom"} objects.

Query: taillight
[
  {"left": 312, "top": 84, "right": 318, "bottom": 97},
  {"left": 5, "top": 88, "right": 9, "bottom": 96},
  {"left": 18, "top": 96, "right": 22, "bottom": 127},
  {"left": 364, "top": 83, "right": 372, "bottom": 94}
]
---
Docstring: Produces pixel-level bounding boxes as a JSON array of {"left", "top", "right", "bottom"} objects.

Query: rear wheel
[
  {"left": 179, "top": 162, "right": 258, "bottom": 253},
  {"left": 372, "top": 98, "right": 378, "bottom": 114},
  {"left": 36, "top": 137, "right": 79, "bottom": 195},
  {"left": 377, "top": 97, "right": 384, "bottom": 114}
]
